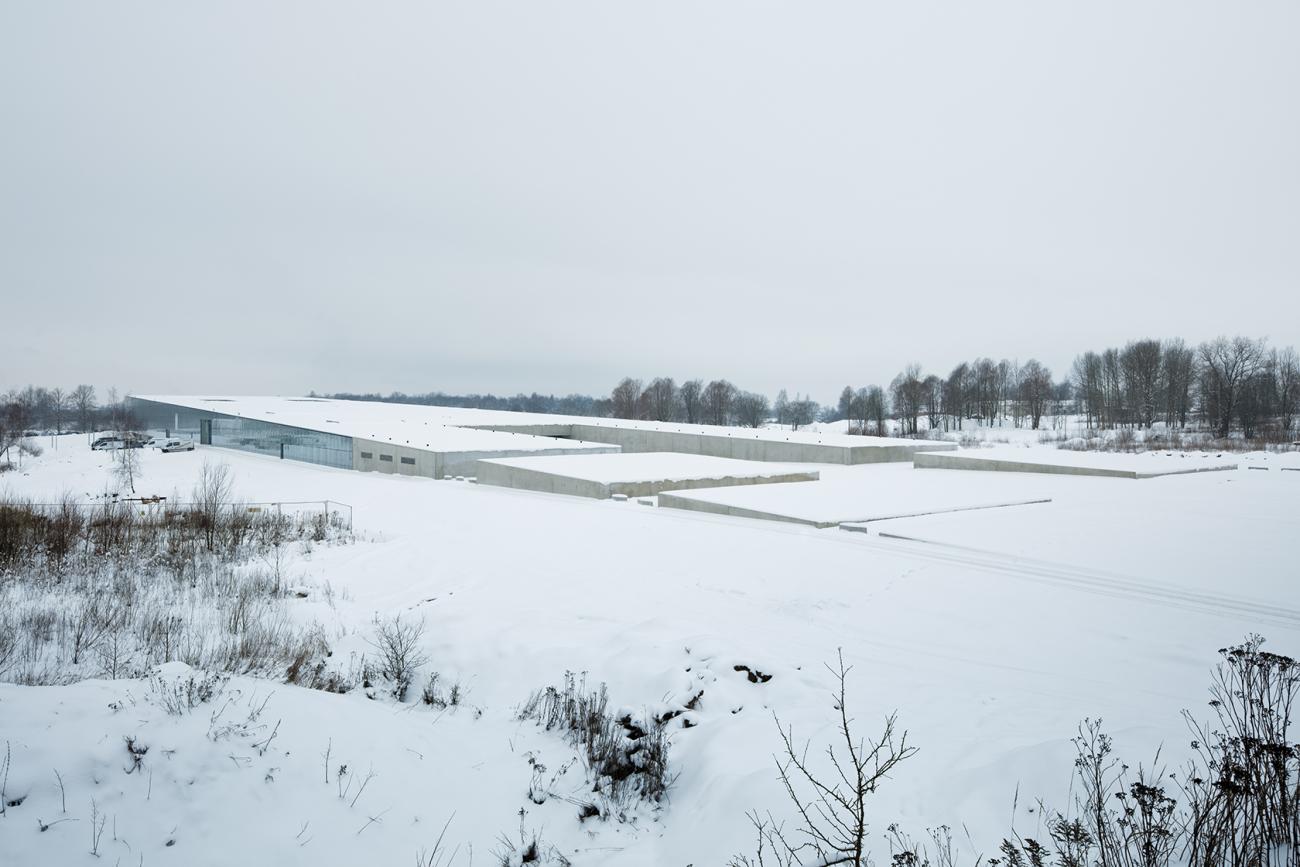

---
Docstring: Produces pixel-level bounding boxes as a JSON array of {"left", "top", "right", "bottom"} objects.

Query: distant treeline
[
  {"left": 4, "top": 334, "right": 1296, "bottom": 454},
  {"left": 0, "top": 385, "right": 141, "bottom": 462},
  {"left": 327, "top": 335, "right": 1298, "bottom": 442}
]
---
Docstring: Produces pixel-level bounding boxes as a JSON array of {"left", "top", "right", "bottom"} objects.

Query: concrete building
[
  {"left": 127, "top": 396, "right": 619, "bottom": 479},
  {"left": 127, "top": 395, "right": 956, "bottom": 480}
]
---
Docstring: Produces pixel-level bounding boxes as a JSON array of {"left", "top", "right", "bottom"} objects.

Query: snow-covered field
[{"left": 1, "top": 436, "right": 1297, "bottom": 865}]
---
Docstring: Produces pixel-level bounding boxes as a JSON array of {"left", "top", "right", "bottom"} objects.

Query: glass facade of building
[{"left": 126, "top": 398, "right": 354, "bottom": 471}]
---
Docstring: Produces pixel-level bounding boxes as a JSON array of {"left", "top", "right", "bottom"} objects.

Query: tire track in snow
[{"left": 854, "top": 531, "right": 1300, "bottom": 628}]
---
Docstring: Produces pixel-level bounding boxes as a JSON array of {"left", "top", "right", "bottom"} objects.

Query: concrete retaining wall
[
  {"left": 353, "top": 439, "right": 620, "bottom": 480},
  {"left": 353, "top": 439, "right": 438, "bottom": 478},
  {"left": 474, "top": 459, "right": 818, "bottom": 499},
  {"left": 656, "top": 492, "right": 836, "bottom": 527},
  {"left": 913, "top": 451, "right": 1237, "bottom": 479},
  {"left": 465, "top": 422, "right": 954, "bottom": 465},
  {"left": 440, "top": 446, "right": 619, "bottom": 479}
]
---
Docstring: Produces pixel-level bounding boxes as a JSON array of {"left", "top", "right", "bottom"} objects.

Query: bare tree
[
  {"left": 944, "top": 363, "right": 969, "bottom": 431},
  {"left": 610, "top": 377, "right": 643, "bottom": 420},
  {"left": 837, "top": 387, "right": 854, "bottom": 424},
  {"left": 679, "top": 379, "right": 704, "bottom": 424},
  {"left": 865, "top": 386, "right": 887, "bottom": 437},
  {"left": 734, "top": 391, "right": 770, "bottom": 428},
  {"left": 1161, "top": 339, "right": 1196, "bottom": 428},
  {"left": 48, "top": 388, "right": 67, "bottom": 434},
  {"left": 922, "top": 375, "right": 943, "bottom": 432},
  {"left": 1199, "top": 336, "right": 1265, "bottom": 437},
  {"left": 1277, "top": 347, "right": 1300, "bottom": 433},
  {"left": 731, "top": 651, "right": 916, "bottom": 867},
  {"left": 194, "top": 460, "right": 234, "bottom": 551},
  {"left": 642, "top": 377, "right": 679, "bottom": 422},
  {"left": 773, "top": 390, "right": 790, "bottom": 426},
  {"left": 702, "top": 379, "right": 737, "bottom": 426},
  {"left": 787, "top": 394, "right": 819, "bottom": 431},
  {"left": 890, "top": 365, "right": 924, "bottom": 435},
  {"left": 1018, "top": 359, "right": 1053, "bottom": 430},
  {"left": 850, "top": 387, "right": 870, "bottom": 435},
  {"left": 114, "top": 441, "right": 142, "bottom": 493},
  {"left": 369, "top": 615, "right": 428, "bottom": 702},
  {"left": 71, "top": 384, "right": 96, "bottom": 432},
  {"left": 1120, "top": 339, "right": 1163, "bottom": 428}
]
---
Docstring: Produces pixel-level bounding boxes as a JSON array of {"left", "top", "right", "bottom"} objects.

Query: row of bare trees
[
  {"left": 840, "top": 336, "right": 1298, "bottom": 440},
  {"left": 610, "top": 377, "right": 821, "bottom": 430},
  {"left": 836, "top": 357, "right": 1060, "bottom": 436},
  {"left": 1, "top": 384, "right": 102, "bottom": 437},
  {"left": 1072, "top": 336, "right": 1299, "bottom": 437}
]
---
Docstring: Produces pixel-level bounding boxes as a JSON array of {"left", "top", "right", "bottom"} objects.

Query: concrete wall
[
  {"left": 912, "top": 451, "right": 1237, "bottom": 478},
  {"left": 465, "top": 422, "right": 955, "bottom": 465},
  {"left": 440, "top": 446, "right": 618, "bottom": 479},
  {"left": 474, "top": 460, "right": 818, "bottom": 499},
  {"left": 474, "top": 461, "right": 610, "bottom": 498},
  {"left": 656, "top": 492, "right": 835, "bottom": 528},
  {"left": 353, "top": 438, "right": 620, "bottom": 480},
  {"left": 353, "top": 439, "right": 437, "bottom": 477}
]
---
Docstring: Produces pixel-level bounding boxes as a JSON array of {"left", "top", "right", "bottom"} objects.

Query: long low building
[
  {"left": 126, "top": 395, "right": 955, "bottom": 478},
  {"left": 126, "top": 395, "right": 619, "bottom": 478}
]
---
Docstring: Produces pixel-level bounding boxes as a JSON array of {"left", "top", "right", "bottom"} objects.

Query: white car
[{"left": 159, "top": 439, "right": 196, "bottom": 453}]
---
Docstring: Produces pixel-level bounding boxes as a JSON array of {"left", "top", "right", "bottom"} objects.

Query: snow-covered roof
[
  {"left": 130, "top": 395, "right": 615, "bottom": 454},
  {"left": 130, "top": 394, "right": 933, "bottom": 452}
]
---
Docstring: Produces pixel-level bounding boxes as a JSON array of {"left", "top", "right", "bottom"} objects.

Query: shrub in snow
[
  {"left": 0, "top": 495, "right": 346, "bottom": 687},
  {"left": 518, "top": 671, "right": 674, "bottom": 817},
  {"left": 729, "top": 650, "right": 915, "bottom": 867},
  {"left": 735, "top": 637, "right": 1300, "bottom": 867},
  {"left": 493, "top": 818, "right": 571, "bottom": 867},
  {"left": 147, "top": 667, "right": 229, "bottom": 715},
  {"left": 420, "top": 671, "right": 467, "bottom": 709},
  {"left": 369, "top": 614, "right": 428, "bottom": 702}
]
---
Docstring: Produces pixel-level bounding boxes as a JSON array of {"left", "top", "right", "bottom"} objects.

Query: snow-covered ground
[
  {"left": 658, "top": 463, "right": 1079, "bottom": 526},
  {"left": 2, "top": 436, "right": 1298, "bottom": 865}
]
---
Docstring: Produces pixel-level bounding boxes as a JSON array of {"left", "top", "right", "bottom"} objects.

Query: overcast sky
[{"left": 2, "top": 1, "right": 1297, "bottom": 403}]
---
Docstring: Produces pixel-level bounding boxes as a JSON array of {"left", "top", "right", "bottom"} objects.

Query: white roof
[
  {"left": 132, "top": 394, "right": 932, "bottom": 452},
  {"left": 131, "top": 395, "right": 614, "bottom": 454}
]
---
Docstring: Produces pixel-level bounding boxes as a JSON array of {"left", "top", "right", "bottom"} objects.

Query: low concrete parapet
[
  {"left": 464, "top": 421, "right": 955, "bottom": 465},
  {"left": 912, "top": 450, "right": 1238, "bottom": 478},
  {"left": 656, "top": 491, "right": 836, "bottom": 527}
]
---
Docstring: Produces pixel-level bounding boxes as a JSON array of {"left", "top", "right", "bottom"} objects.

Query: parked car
[
  {"left": 91, "top": 432, "right": 149, "bottom": 450},
  {"left": 159, "top": 439, "right": 195, "bottom": 453}
]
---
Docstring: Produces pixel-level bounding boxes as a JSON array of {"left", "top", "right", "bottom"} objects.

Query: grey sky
[{"left": 2, "top": 1, "right": 1297, "bottom": 404}]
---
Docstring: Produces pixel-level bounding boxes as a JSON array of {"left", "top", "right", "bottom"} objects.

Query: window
[
  {"left": 379, "top": 454, "right": 393, "bottom": 462},
  {"left": 360, "top": 451, "right": 373, "bottom": 459},
  {"left": 400, "top": 456, "right": 415, "bottom": 465},
  {"left": 203, "top": 414, "right": 353, "bottom": 470}
]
